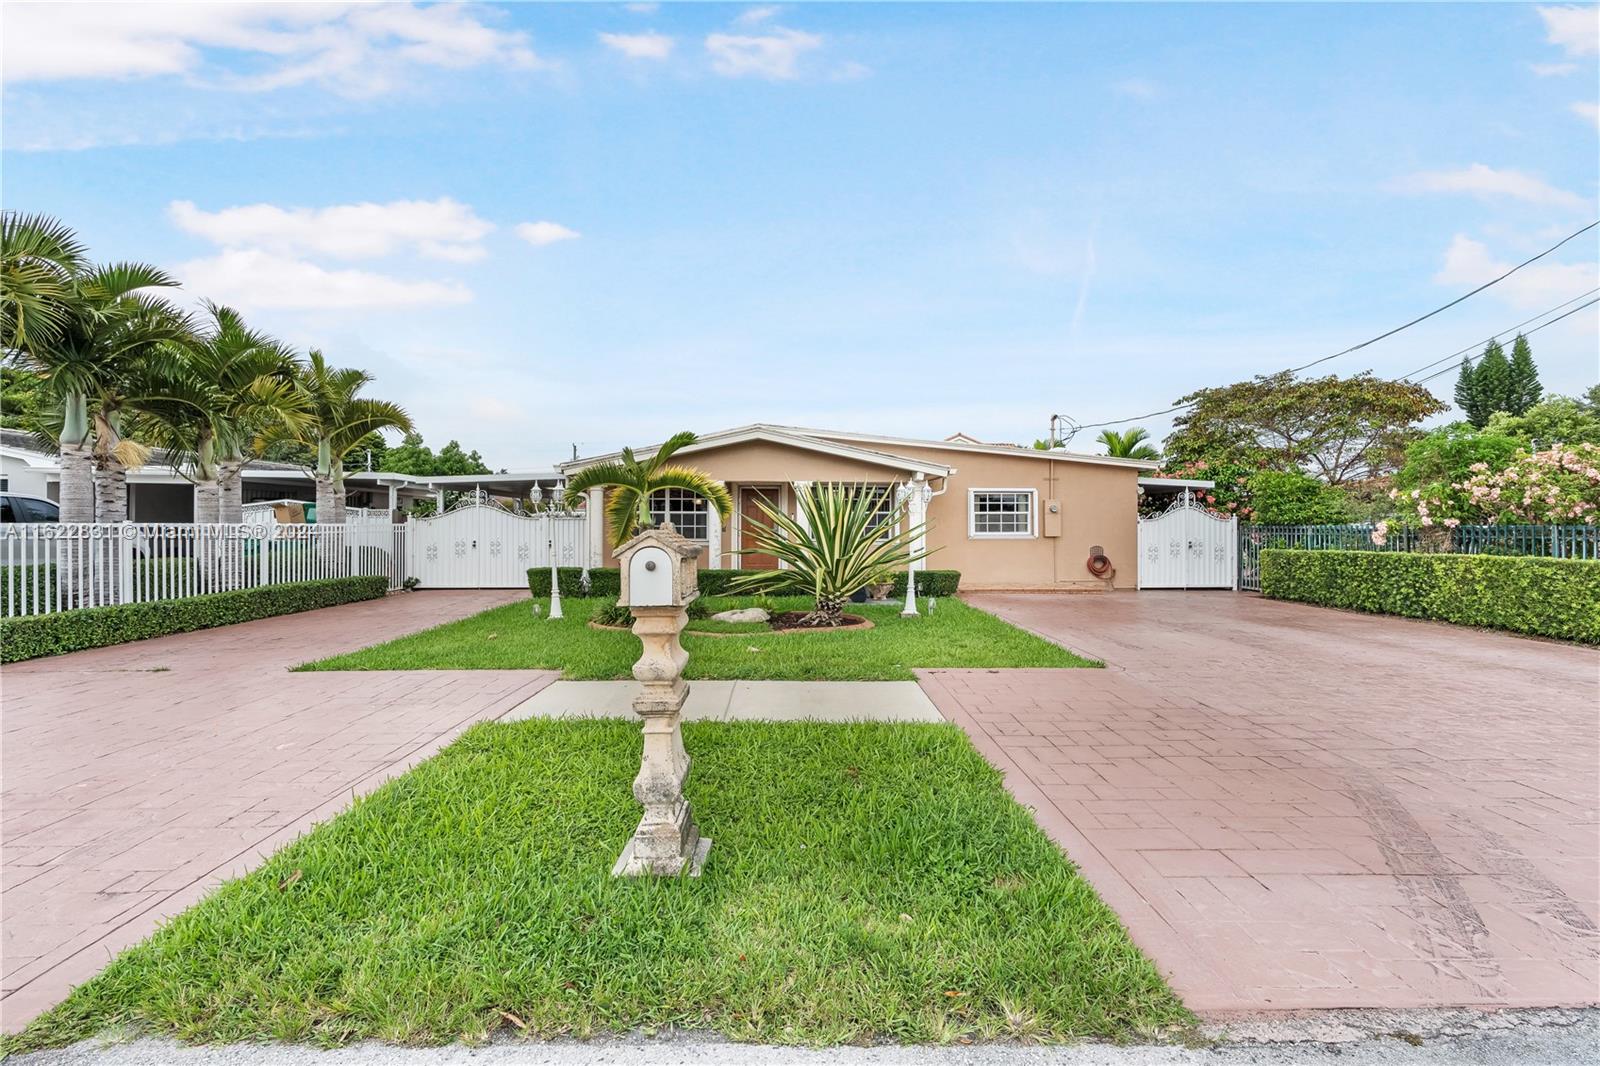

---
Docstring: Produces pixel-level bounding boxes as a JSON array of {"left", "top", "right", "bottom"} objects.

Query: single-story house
[
  {"left": 562, "top": 424, "right": 1178, "bottom": 591},
  {"left": 0, "top": 429, "right": 562, "bottom": 520}
]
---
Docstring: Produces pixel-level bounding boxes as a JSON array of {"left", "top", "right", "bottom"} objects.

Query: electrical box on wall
[{"left": 1043, "top": 498, "right": 1062, "bottom": 537}]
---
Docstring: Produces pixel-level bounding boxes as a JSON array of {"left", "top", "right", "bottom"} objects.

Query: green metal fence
[{"left": 1237, "top": 523, "right": 1600, "bottom": 592}]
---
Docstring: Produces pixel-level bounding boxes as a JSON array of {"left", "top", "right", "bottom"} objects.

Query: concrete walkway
[
  {"left": 925, "top": 592, "right": 1600, "bottom": 1014},
  {"left": 1, "top": 591, "right": 555, "bottom": 1033},
  {"left": 508, "top": 680, "right": 942, "bottom": 722}
]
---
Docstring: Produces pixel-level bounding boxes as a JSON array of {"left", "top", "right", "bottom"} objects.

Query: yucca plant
[
  {"left": 563, "top": 431, "right": 734, "bottom": 547},
  {"left": 730, "top": 482, "right": 932, "bottom": 627}
]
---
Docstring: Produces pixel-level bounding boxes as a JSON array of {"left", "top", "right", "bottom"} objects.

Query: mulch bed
[{"left": 588, "top": 613, "right": 874, "bottom": 638}]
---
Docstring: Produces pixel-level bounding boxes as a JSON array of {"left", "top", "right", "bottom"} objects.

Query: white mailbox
[
  {"left": 616, "top": 522, "right": 702, "bottom": 610},
  {"left": 628, "top": 545, "right": 674, "bottom": 606}
]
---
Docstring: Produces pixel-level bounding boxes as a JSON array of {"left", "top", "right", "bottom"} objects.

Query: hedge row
[
  {"left": 1259, "top": 549, "right": 1600, "bottom": 644},
  {"left": 0, "top": 576, "right": 390, "bottom": 663},
  {"left": 527, "top": 567, "right": 962, "bottom": 599}
]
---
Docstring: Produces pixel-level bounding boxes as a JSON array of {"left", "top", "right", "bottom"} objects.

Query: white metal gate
[
  {"left": 1137, "top": 492, "right": 1238, "bottom": 589},
  {"left": 407, "top": 503, "right": 588, "bottom": 588}
]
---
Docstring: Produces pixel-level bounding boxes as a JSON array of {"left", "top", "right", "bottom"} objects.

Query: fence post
[
  {"left": 118, "top": 523, "right": 135, "bottom": 605},
  {"left": 260, "top": 530, "right": 272, "bottom": 588}
]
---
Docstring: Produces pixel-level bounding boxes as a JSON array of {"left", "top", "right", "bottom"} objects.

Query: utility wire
[
  {"left": 1397, "top": 287, "right": 1599, "bottom": 380},
  {"left": 1408, "top": 297, "right": 1599, "bottom": 386},
  {"left": 1070, "top": 218, "right": 1600, "bottom": 433}
]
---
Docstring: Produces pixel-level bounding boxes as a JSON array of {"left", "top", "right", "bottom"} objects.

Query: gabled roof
[
  {"left": 561, "top": 424, "right": 953, "bottom": 478},
  {"left": 778, "top": 425, "right": 1163, "bottom": 471}
]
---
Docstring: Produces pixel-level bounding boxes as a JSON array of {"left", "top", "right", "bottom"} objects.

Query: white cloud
[
  {"left": 169, "top": 198, "right": 495, "bottom": 261},
  {"left": 1111, "top": 77, "right": 1159, "bottom": 99},
  {"left": 705, "top": 27, "right": 821, "bottom": 79},
  {"left": 1393, "top": 163, "right": 1589, "bottom": 210},
  {"left": 624, "top": 3, "right": 660, "bottom": 13},
  {"left": 1538, "top": 5, "right": 1600, "bottom": 56},
  {"left": 2, "top": 2, "right": 543, "bottom": 96},
  {"left": 735, "top": 6, "right": 782, "bottom": 26},
  {"left": 598, "top": 31, "right": 675, "bottom": 60},
  {"left": 1434, "top": 234, "right": 1600, "bottom": 310},
  {"left": 516, "top": 221, "right": 582, "bottom": 246},
  {"left": 1530, "top": 61, "right": 1579, "bottom": 76},
  {"left": 178, "top": 249, "right": 472, "bottom": 310},
  {"left": 1573, "top": 101, "right": 1600, "bottom": 129}
]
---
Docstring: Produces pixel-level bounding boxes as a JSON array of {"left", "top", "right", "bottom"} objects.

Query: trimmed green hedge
[
  {"left": 528, "top": 567, "right": 962, "bottom": 599},
  {"left": 0, "top": 576, "right": 389, "bottom": 664},
  {"left": 1259, "top": 549, "right": 1600, "bottom": 643}
]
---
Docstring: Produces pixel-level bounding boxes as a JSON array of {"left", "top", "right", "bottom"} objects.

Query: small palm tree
[
  {"left": 264, "top": 351, "right": 412, "bottom": 522},
  {"left": 146, "top": 303, "right": 311, "bottom": 522},
  {"left": 729, "top": 482, "right": 931, "bottom": 627},
  {"left": 563, "top": 431, "right": 733, "bottom": 547},
  {"left": 1097, "top": 427, "right": 1160, "bottom": 461},
  {"left": 1, "top": 212, "right": 86, "bottom": 354}
]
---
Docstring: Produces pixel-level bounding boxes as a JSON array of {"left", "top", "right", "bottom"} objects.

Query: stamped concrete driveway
[
  {"left": 1, "top": 591, "right": 555, "bottom": 1032},
  {"left": 921, "top": 592, "right": 1600, "bottom": 1014}
]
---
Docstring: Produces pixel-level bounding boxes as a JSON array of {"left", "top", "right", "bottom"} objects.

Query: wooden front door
[{"left": 738, "top": 486, "right": 780, "bottom": 570}]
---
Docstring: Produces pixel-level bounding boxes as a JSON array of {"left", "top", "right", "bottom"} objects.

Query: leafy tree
[
  {"left": 0, "top": 367, "right": 47, "bottom": 429},
  {"left": 1394, "top": 424, "right": 1521, "bottom": 492},
  {"left": 1244, "top": 469, "right": 1351, "bottom": 525},
  {"left": 730, "top": 482, "right": 930, "bottom": 627},
  {"left": 1096, "top": 427, "right": 1159, "bottom": 460},
  {"left": 1163, "top": 371, "right": 1445, "bottom": 485},
  {"left": 562, "top": 431, "right": 733, "bottom": 547},
  {"left": 1484, "top": 396, "right": 1600, "bottom": 448},
  {"left": 1505, "top": 334, "right": 1542, "bottom": 416}
]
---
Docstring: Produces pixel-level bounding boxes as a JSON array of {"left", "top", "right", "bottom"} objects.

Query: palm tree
[
  {"left": 1, "top": 212, "right": 86, "bottom": 357},
  {"left": 144, "top": 303, "right": 311, "bottom": 522},
  {"left": 265, "top": 351, "right": 412, "bottom": 523},
  {"left": 729, "top": 482, "right": 931, "bottom": 626},
  {"left": 1097, "top": 427, "right": 1160, "bottom": 461},
  {"left": 562, "top": 431, "right": 733, "bottom": 547},
  {"left": 3, "top": 244, "right": 186, "bottom": 522}
]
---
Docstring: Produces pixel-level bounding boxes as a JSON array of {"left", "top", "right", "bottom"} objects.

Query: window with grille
[
  {"left": 969, "top": 489, "right": 1035, "bottom": 537},
  {"left": 649, "top": 488, "right": 710, "bottom": 540}
]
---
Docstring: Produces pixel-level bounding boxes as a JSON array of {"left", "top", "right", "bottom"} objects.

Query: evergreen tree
[
  {"left": 1453, "top": 355, "right": 1485, "bottom": 427},
  {"left": 1474, "top": 339, "right": 1514, "bottom": 422},
  {"left": 1506, "top": 333, "right": 1542, "bottom": 415}
]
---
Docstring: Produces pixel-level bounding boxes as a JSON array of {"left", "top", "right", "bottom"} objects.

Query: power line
[
  {"left": 1397, "top": 287, "right": 1599, "bottom": 381},
  {"left": 1069, "top": 218, "right": 1600, "bottom": 434},
  {"left": 1408, "top": 297, "right": 1599, "bottom": 386}
]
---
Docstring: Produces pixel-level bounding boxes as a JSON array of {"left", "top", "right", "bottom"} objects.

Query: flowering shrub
[
  {"left": 1144, "top": 459, "right": 1256, "bottom": 519},
  {"left": 1392, "top": 444, "right": 1600, "bottom": 526}
]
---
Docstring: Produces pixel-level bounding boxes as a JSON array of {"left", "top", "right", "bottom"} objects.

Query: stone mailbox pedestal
[{"left": 611, "top": 522, "right": 711, "bottom": 878}]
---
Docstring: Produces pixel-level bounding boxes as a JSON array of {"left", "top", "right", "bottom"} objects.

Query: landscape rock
[{"left": 712, "top": 608, "right": 770, "bottom": 623}]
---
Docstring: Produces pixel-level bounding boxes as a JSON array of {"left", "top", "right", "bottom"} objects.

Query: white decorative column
[
  {"left": 587, "top": 487, "right": 605, "bottom": 568},
  {"left": 791, "top": 481, "right": 813, "bottom": 534},
  {"left": 900, "top": 475, "right": 929, "bottom": 617},
  {"left": 706, "top": 507, "right": 723, "bottom": 568}
]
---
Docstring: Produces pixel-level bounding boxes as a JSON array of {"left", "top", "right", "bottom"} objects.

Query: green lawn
[
  {"left": 299, "top": 595, "right": 1096, "bottom": 678},
  {"left": 4, "top": 719, "right": 1187, "bottom": 1051}
]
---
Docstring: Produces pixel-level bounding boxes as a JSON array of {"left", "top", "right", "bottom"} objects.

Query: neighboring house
[
  {"left": 0, "top": 429, "right": 561, "bottom": 521},
  {"left": 562, "top": 424, "right": 1169, "bottom": 591}
]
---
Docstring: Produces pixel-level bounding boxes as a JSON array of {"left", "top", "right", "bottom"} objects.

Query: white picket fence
[{"left": 0, "top": 521, "right": 413, "bottom": 618}]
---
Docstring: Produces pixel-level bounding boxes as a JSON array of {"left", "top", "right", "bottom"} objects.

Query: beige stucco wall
[{"left": 584, "top": 437, "right": 1141, "bottom": 589}]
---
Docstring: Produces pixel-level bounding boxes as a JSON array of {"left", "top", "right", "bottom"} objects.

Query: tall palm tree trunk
[
  {"left": 217, "top": 459, "right": 246, "bottom": 590},
  {"left": 218, "top": 459, "right": 244, "bottom": 522},
  {"left": 56, "top": 397, "right": 95, "bottom": 608},
  {"left": 92, "top": 457, "right": 129, "bottom": 605}
]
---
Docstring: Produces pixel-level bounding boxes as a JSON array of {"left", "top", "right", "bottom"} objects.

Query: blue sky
[{"left": 3, "top": 2, "right": 1597, "bottom": 467}]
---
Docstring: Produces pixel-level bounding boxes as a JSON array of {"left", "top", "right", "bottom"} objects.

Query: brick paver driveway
[
  {"left": 920, "top": 592, "right": 1599, "bottom": 1014},
  {"left": 1, "top": 591, "right": 555, "bottom": 1032}
]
